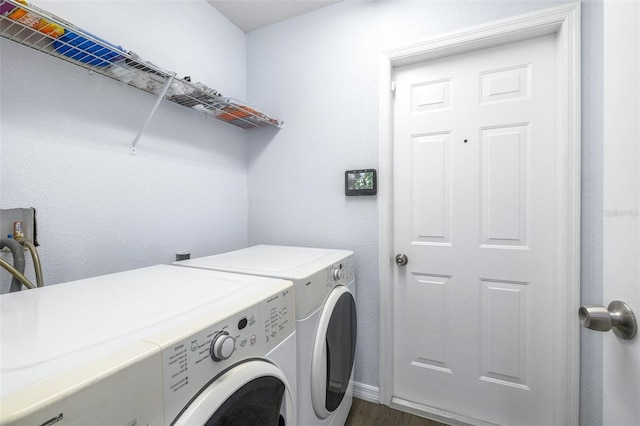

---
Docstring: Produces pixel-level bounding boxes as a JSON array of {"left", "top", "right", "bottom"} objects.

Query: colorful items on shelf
[
  {"left": 216, "top": 104, "right": 280, "bottom": 128},
  {"left": 53, "top": 31, "right": 125, "bottom": 67},
  {"left": 217, "top": 105, "right": 253, "bottom": 122},
  {"left": 0, "top": 1, "right": 16, "bottom": 15},
  {"left": 0, "top": 0, "right": 281, "bottom": 129},
  {"left": 3, "top": 0, "right": 64, "bottom": 38},
  {"left": 218, "top": 104, "right": 280, "bottom": 127}
]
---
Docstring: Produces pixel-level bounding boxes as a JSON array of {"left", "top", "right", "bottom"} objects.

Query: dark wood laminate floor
[{"left": 345, "top": 398, "right": 448, "bottom": 426}]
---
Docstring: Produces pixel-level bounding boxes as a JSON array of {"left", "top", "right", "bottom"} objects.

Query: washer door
[
  {"left": 173, "top": 360, "right": 294, "bottom": 426},
  {"left": 310, "top": 285, "right": 357, "bottom": 419}
]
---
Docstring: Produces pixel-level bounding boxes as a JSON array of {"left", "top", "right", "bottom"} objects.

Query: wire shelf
[{"left": 0, "top": 0, "right": 283, "bottom": 133}]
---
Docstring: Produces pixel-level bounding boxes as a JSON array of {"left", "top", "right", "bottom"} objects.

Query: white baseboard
[
  {"left": 351, "top": 384, "right": 479, "bottom": 425},
  {"left": 352, "top": 381, "right": 379, "bottom": 403},
  {"left": 390, "top": 397, "right": 486, "bottom": 426}
]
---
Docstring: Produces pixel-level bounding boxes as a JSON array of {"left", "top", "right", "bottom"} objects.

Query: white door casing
[
  {"left": 378, "top": 3, "right": 580, "bottom": 425},
  {"left": 602, "top": 1, "right": 640, "bottom": 425}
]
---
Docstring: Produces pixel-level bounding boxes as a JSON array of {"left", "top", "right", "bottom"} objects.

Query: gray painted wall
[
  {"left": 1, "top": 1, "right": 250, "bottom": 290},
  {"left": 246, "top": 1, "right": 603, "bottom": 424},
  {"left": 1, "top": 0, "right": 605, "bottom": 423}
]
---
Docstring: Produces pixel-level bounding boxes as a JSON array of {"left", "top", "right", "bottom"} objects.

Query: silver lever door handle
[
  {"left": 579, "top": 301, "right": 637, "bottom": 340},
  {"left": 395, "top": 253, "right": 408, "bottom": 266}
]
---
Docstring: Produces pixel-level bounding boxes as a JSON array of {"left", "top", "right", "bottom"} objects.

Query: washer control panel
[
  {"left": 261, "top": 286, "right": 294, "bottom": 353},
  {"left": 159, "top": 284, "right": 294, "bottom": 423},
  {"left": 209, "top": 331, "right": 235, "bottom": 361}
]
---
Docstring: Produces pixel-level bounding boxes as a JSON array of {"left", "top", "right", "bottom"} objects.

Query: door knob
[
  {"left": 395, "top": 253, "right": 408, "bottom": 266},
  {"left": 579, "top": 301, "right": 637, "bottom": 340}
]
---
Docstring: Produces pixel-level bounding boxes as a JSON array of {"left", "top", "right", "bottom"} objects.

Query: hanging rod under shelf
[{"left": 0, "top": 0, "right": 283, "bottom": 144}]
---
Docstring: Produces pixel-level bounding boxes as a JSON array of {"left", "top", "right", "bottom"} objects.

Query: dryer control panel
[
  {"left": 325, "top": 256, "right": 355, "bottom": 286},
  {"left": 155, "top": 283, "right": 295, "bottom": 424},
  {"left": 294, "top": 254, "right": 355, "bottom": 319}
]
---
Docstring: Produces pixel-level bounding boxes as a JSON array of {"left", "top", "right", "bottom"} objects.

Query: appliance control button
[
  {"left": 238, "top": 317, "right": 248, "bottom": 330},
  {"left": 239, "top": 338, "right": 248, "bottom": 347},
  {"left": 210, "top": 332, "right": 235, "bottom": 362},
  {"left": 333, "top": 267, "right": 343, "bottom": 281},
  {"left": 250, "top": 335, "right": 257, "bottom": 345}
]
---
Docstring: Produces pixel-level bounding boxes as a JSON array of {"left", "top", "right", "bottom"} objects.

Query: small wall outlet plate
[{"left": 175, "top": 252, "right": 191, "bottom": 261}]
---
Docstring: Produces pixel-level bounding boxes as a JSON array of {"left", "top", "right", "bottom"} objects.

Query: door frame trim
[{"left": 378, "top": 2, "right": 581, "bottom": 424}]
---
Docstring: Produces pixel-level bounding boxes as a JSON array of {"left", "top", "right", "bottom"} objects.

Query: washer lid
[
  {"left": 175, "top": 245, "right": 353, "bottom": 280},
  {"left": 0, "top": 265, "right": 291, "bottom": 397}
]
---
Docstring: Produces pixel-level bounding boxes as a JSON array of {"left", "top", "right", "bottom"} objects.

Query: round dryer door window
[
  {"left": 310, "top": 286, "right": 357, "bottom": 418},
  {"left": 173, "top": 361, "right": 294, "bottom": 426}
]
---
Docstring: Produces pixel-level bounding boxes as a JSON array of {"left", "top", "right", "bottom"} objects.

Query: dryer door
[
  {"left": 310, "top": 285, "right": 357, "bottom": 418},
  {"left": 173, "top": 361, "right": 294, "bottom": 426}
]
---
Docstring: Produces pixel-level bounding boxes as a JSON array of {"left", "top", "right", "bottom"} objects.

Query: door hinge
[{"left": 391, "top": 81, "right": 397, "bottom": 93}]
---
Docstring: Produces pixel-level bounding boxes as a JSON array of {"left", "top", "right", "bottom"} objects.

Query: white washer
[
  {"left": 0, "top": 265, "right": 296, "bottom": 426},
  {"left": 175, "top": 245, "right": 357, "bottom": 426}
]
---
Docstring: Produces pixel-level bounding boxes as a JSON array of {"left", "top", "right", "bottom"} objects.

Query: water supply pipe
[
  {"left": 0, "top": 258, "right": 35, "bottom": 290},
  {"left": 19, "top": 239, "right": 44, "bottom": 287},
  {"left": 0, "top": 238, "right": 35, "bottom": 291}
]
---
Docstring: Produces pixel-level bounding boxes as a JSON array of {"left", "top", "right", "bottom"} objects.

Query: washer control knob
[
  {"left": 210, "top": 332, "right": 235, "bottom": 362},
  {"left": 333, "top": 267, "right": 343, "bottom": 281}
]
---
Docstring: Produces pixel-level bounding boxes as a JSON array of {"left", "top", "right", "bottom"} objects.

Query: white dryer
[
  {"left": 175, "top": 245, "right": 357, "bottom": 426},
  {"left": 0, "top": 264, "right": 296, "bottom": 426}
]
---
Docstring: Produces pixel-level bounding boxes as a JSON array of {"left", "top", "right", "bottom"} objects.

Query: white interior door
[
  {"left": 602, "top": 1, "right": 640, "bottom": 424},
  {"left": 392, "top": 34, "right": 562, "bottom": 425}
]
